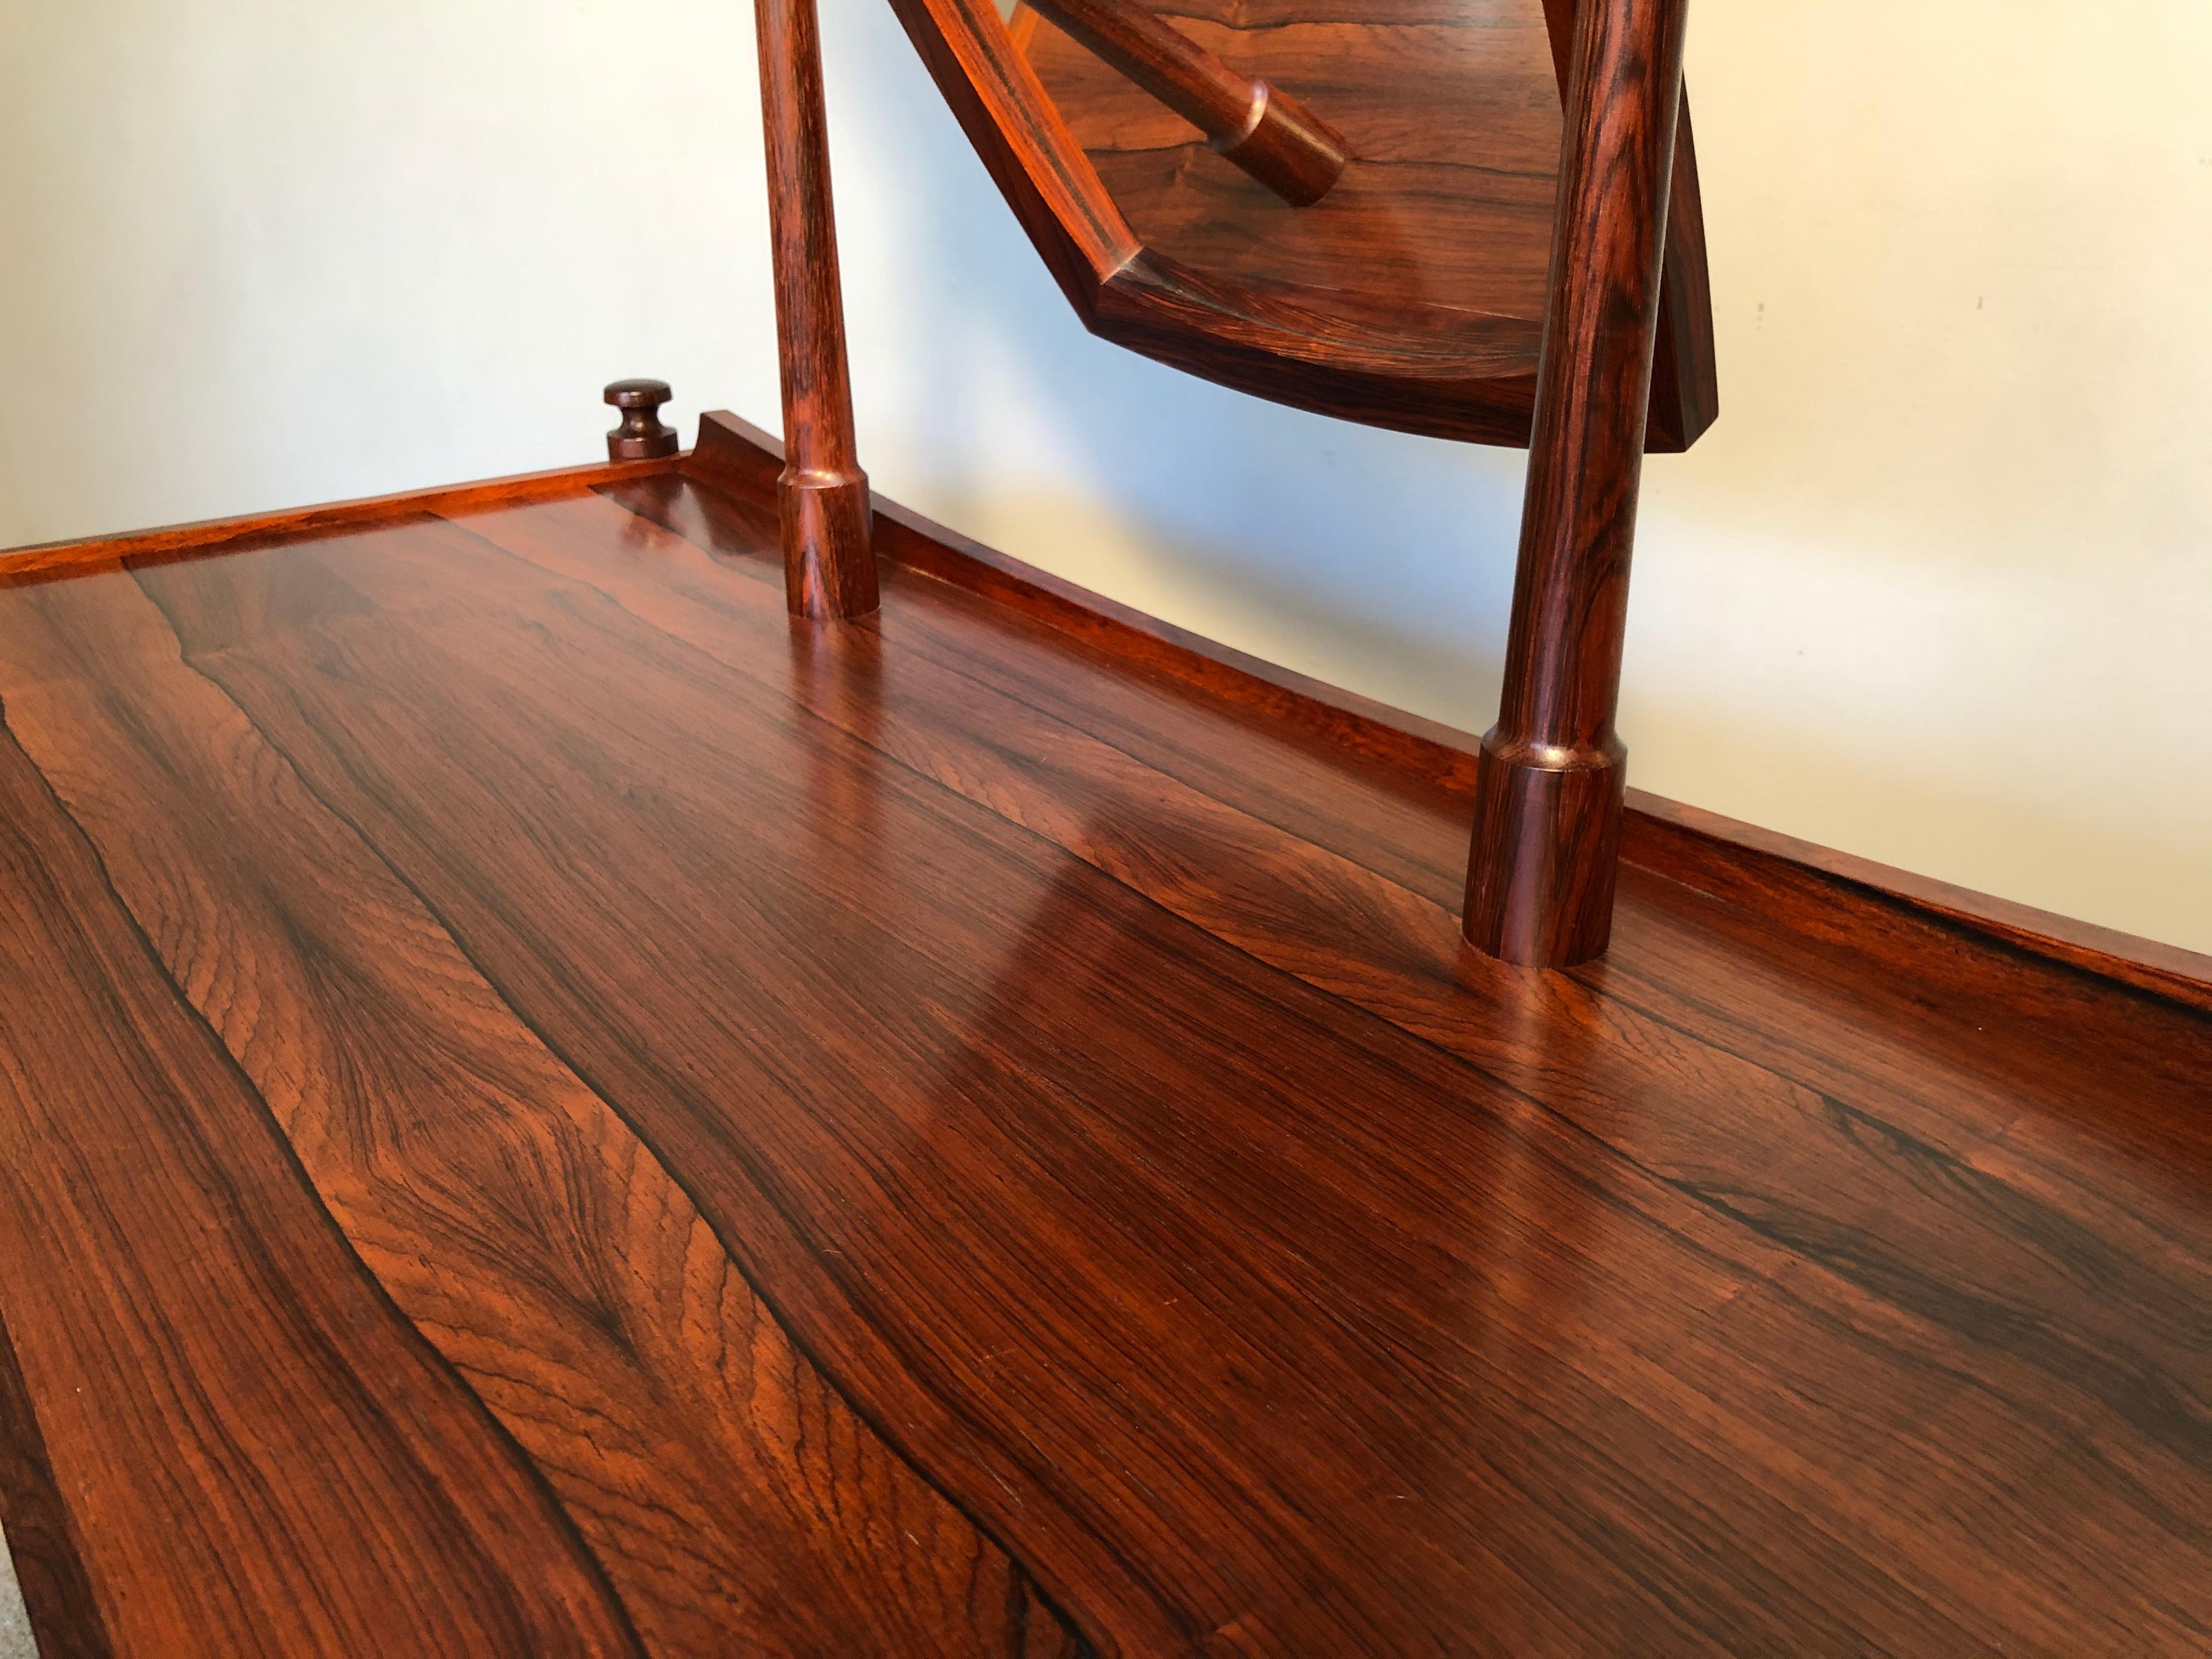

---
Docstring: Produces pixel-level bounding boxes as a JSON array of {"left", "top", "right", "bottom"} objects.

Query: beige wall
[
  {"left": 0, "top": 1519, "right": 30, "bottom": 1659},
  {"left": 4, "top": 1, "right": 2208, "bottom": 952}
]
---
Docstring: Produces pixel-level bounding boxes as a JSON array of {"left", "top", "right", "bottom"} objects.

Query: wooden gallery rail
[{"left": 751, "top": 0, "right": 1693, "bottom": 968}]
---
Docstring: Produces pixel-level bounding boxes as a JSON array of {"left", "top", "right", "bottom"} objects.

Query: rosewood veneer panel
[
  {"left": 0, "top": 484, "right": 2202, "bottom": 1654},
  {"left": 0, "top": 699, "right": 636, "bottom": 1658},
  {"left": 0, "top": 561, "right": 1073, "bottom": 1659}
]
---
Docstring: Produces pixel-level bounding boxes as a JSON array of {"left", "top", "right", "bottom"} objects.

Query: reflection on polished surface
[{"left": 0, "top": 471, "right": 2205, "bottom": 1653}]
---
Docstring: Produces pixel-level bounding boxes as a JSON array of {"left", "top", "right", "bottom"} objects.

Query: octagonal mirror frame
[{"left": 884, "top": 0, "right": 1716, "bottom": 450}]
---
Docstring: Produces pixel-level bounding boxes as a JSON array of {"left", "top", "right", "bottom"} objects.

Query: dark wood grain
[
  {"left": 1023, "top": 0, "right": 1348, "bottom": 204},
  {"left": 0, "top": 707, "right": 641, "bottom": 1658},
  {"left": 1619, "top": 792, "right": 2212, "bottom": 1017},
  {"left": 1537, "top": 0, "right": 1717, "bottom": 449},
  {"left": 1642, "top": 99, "right": 1718, "bottom": 451},
  {"left": 82, "top": 488, "right": 2199, "bottom": 1653},
  {"left": 686, "top": 406, "right": 2212, "bottom": 1009},
  {"left": 573, "top": 478, "right": 2212, "bottom": 1651},
  {"left": 1463, "top": 0, "right": 1692, "bottom": 966},
  {"left": 689, "top": 407, "right": 1492, "bottom": 791},
  {"left": 977, "top": 0, "right": 1718, "bottom": 448},
  {"left": 1090, "top": 250, "right": 1545, "bottom": 446},
  {"left": 756, "top": 0, "right": 878, "bottom": 617},
  {"left": 605, "top": 379, "right": 681, "bottom": 461},
  {"left": 0, "top": 558, "right": 1080, "bottom": 1658},
  {"left": 887, "top": 0, "right": 1718, "bottom": 962},
  {"left": 133, "top": 518, "right": 1835, "bottom": 1654},
  {"left": 1, "top": 477, "right": 2205, "bottom": 1653},
  {"left": 592, "top": 472, "right": 2212, "bottom": 1153},
  {"left": 1023, "top": 0, "right": 1560, "bottom": 317},
  {"left": 885, "top": 0, "right": 1142, "bottom": 320}
]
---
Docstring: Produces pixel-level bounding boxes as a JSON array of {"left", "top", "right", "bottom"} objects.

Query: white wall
[{"left": 4, "top": 1, "right": 2208, "bottom": 953}]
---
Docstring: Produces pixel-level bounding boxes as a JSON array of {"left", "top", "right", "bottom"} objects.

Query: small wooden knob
[{"left": 605, "top": 379, "right": 679, "bottom": 460}]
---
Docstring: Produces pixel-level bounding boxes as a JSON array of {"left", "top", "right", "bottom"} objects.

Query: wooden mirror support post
[
  {"left": 755, "top": 0, "right": 878, "bottom": 618},
  {"left": 1462, "top": 0, "right": 1692, "bottom": 968}
]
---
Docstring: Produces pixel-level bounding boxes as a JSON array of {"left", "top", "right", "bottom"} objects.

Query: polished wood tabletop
[{"left": 0, "top": 476, "right": 2205, "bottom": 1656}]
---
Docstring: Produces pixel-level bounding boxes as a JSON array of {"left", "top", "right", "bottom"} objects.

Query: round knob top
[{"left": 605, "top": 378, "right": 672, "bottom": 409}]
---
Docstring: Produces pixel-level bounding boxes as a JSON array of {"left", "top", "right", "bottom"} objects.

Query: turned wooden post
[
  {"left": 755, "top": 0, "right": 879, "bottom": 619},
  {"left": 1026, "top": 0, "right": 1347, "bottom": 205},
  {"left": 604, "top": 380, "right": 679, "bottom": 460},
  {"left": 1462, "top": 0, "right": 1691, "bottom": 968}
]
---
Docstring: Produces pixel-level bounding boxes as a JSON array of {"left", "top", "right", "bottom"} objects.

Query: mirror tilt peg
[{"left": 605, "top": 380, "right": 679, "bottom": 461}]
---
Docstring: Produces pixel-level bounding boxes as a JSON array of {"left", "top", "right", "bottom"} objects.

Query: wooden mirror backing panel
[
  {"left": 1015, "top": 1, "right": 1563, "bottom": 327},
  {"left": 889, "top": 0, "right": 1715, "bottom": 449}
]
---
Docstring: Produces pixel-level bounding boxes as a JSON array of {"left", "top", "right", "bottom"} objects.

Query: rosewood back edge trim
[
  {"left": 675, "top": 411, "right": 2211, "bottom": 1016},
  {"left": 4, "top": 421, "right": 2197, "bottom": 1015}
]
